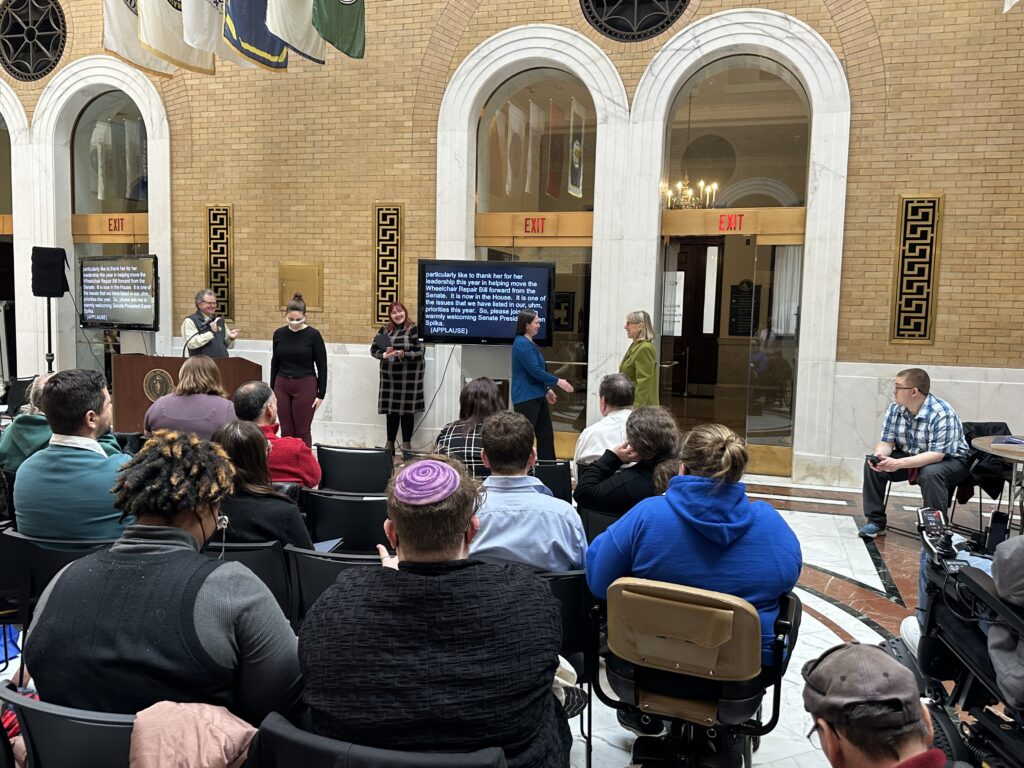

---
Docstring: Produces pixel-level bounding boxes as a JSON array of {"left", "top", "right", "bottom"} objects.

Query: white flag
[
  {"left": 182, "top": 0, "right": 255, "bottom": 69},
  {"left": 138, "top": 0, "right": 215, "bottom": 74},
  {"left": 102, "top": 0, "right": 176, "bottom": 76},
  {"left": 1006, "top": 0, "right": 1020, "bottom": 11},
  {"left": 267, "top": 0, "right": 325, "bottom": 63},
  {"left": 524, "top": 101, "right": 544, "bottom": 195},
  {"left": 505, "top": 103, "right": 526, "bottom": 197}
]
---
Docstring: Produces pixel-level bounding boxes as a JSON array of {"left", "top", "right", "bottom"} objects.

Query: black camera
[{"left": 886, "top": 507, "right": 1024, "bottom": 766}]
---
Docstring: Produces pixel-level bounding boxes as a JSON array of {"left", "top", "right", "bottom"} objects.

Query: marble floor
[{"left": 569, "top": 478, "right": 1004, "bottom": 767}]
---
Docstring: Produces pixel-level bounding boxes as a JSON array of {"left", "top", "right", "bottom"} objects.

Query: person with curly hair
[{"left": 23, "top": 430, "right": 303, "bottom": 725}]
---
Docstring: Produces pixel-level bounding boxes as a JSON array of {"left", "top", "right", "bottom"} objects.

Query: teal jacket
[
  {"left": 0, "top": 414, "right": 121, "bottom": 472},
  {"left": 14, "top": 444, "right": 132, "bottom": 539}
]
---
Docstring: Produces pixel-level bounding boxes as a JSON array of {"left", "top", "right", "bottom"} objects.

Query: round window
[
  {"left": 0, "top": 0, "right": 67, "bottom": 82},
  {"left": 580, "top": 0, "right": 690, "bottom": 42}
]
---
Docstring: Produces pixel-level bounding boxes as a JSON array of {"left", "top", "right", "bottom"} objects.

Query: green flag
[{"left": 313, "top": 0, "right": 365, "bottom": 59}]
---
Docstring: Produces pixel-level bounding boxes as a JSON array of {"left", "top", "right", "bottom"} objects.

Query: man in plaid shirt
[{"left": 860, "top": 368, "right": 970, "bottom": 539}]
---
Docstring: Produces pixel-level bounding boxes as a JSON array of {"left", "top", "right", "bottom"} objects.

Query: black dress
[
  {"left": 370, "top": 324, "right": 425, "bottom": 415},
  {"left": 219, "top": 492, "right": 313, "bottom": 549}
]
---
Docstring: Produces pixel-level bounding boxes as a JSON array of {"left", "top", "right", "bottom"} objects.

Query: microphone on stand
[{"left": 182, "top": 316, "right": 219, "bottom": 357}]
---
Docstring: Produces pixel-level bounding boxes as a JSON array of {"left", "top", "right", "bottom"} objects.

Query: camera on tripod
[{"left": 886, "top": 506, "right": 1024, "bottom": 766}]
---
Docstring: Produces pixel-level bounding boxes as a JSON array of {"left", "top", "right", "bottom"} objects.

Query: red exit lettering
[
  {"left": 718, "top": 213, "right": 744, "bottom": 231},
  {"left": 523, "top": 217, "right": 546, "bottom": 234},
  {"left": 108, "top": 217, "right": 125, "bottom": 232}
]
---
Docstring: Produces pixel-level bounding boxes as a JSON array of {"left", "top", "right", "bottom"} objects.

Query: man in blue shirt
[
  {"left": 860, "top": 368, "right": 970, "bottom": 539},
  {"left": 14, "top": 369, "right": 131, "bottom": 539},
  {"left": 470, "top": 411, "right": 587, "bottom": 571}
]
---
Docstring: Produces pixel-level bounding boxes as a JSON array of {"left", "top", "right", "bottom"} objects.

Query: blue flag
[{"left": 224, "top": 0, "right": 288, "bottom": 70}]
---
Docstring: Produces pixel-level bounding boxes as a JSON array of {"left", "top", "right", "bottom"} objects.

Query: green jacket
[
  {"left": 0, "top": 413, "right": 121, "bottom": 472},
  {"left": 619, "top": 340, "right": 659, "bottom": 407}
]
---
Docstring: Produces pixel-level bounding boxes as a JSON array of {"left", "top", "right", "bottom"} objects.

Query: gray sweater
[{"left": 29, "top": 525, "right": 302, "bottom": 722}]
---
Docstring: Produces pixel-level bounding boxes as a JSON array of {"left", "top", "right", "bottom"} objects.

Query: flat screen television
[
  {"left": 417, "top": 259, "right": 555, "bottom": 346},
  {"left": 78, "top": 254, "right": 160, "bottom": 331}
]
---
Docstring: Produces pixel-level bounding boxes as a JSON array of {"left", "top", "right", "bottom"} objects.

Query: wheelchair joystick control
[{"left": 936, "top": 532, "right": 956, "bottom": 560}]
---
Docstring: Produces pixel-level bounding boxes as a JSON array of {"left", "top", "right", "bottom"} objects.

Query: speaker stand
[{"left": 45, "top": 297, "right": 55, "bottom": 373}]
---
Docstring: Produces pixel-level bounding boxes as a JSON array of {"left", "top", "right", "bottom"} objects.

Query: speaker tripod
[{"left": 45, "top": 297, "right": 55, "bottom": 373}]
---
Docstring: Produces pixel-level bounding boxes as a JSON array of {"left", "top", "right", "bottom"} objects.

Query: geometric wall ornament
[
  {"left": 374, "top": 203, "right": 403, "bottom": 324},
  {"left": 0, "top": 0, "right": 67, "bottom": 82},
  {"left": 206, "top": 204, "right": 234, "bottom": 321},
  {"left": 890, "top": 195, "right": 942, "bottom": 342},
  {"left": 580, "top": 0, "right": 690, "bottom": 42}
]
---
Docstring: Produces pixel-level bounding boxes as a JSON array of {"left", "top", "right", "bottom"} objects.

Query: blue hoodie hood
[{"left": 664, "top": 474, "right": 755, "bottom": 547}]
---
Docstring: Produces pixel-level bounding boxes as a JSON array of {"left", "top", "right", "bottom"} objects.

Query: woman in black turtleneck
[{"left": 270, "top": 293, "right": 328, "bottom": 446}]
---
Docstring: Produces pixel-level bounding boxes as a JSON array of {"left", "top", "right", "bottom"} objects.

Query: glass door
[{"left": 744, "top": 242, "right": 801, "bottom": 475}]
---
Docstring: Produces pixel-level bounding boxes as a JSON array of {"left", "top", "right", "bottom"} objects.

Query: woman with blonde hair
[
  {"left": 143, "top": 355, "right": 236, "bottom": 440},
  {"left": 587, "top": 423, "right": 802, "bottom": 667},
  {"left": 619, "top": 310, "right": 658, "bottom": 407}
]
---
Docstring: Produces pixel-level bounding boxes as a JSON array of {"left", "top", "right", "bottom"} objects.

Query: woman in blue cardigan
[{"left": 511, "top": 308, "right": 573, "bottom": 460}]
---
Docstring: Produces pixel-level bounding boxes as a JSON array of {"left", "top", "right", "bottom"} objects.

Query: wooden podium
[{"left": 111, "top": 355, "right": 262, "bottom": 433}]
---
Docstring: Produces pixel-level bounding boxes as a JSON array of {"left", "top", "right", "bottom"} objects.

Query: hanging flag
[
  {"left": 1006, "top": 0, "right": 1020, "bottom": 11},
  {"left": 544, "top": 101, "right": 565, "bottom": 200},
  {"left": 224, "top": 0, "right": 289, "bottom": 70},
  {"left": 505, "top": 103, "right": 526, "bottom": 197},
  {"left": 567, "top": 98, "right": 585, "bottom": 199},
  {"left": 138, "top": 0, "right": 215, "bottom": 74},
  {"left": 524, "top": 100, "right": 544, "bottom": 196},
  {"left": 312, "top": 0, "right": 365, "bottom": 59},
  {"left": 102, "top": 0, "right": 176, "bottom": 76},
  {"left": 182, "top": 0, "right": 255, "bottom": 69},
  {"left": 267, "top": 0, "right": 326, "bottom": 64}
]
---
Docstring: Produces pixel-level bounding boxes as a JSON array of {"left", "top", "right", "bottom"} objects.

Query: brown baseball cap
[{"left": 802, "top": 642, "right": 922, "bottom": 727}]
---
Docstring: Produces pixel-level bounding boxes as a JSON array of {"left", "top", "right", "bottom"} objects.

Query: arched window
[
  {"left": 666, "top": 56, "right": 809, "bottom": 208},
  {"left": 72, "top": 91, "right": 148, "bottom": 215},
  {"left": 476, "top": 68, "right": 596, "bottom": 213},
  {"left": 0, "top": 116, "right": 10, "bottom": 215}
]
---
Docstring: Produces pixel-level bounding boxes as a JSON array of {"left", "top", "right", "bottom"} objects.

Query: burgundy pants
[{"left": 275, "top": 376, "right": 318, "bottom": 446}]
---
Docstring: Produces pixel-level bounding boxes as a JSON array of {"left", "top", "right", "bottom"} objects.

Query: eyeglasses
[
  {"left": 806, "top": 722, "right": 824, "bottom": 750},
  {"left": 893, "top": 385, "right": 915, "bottom": 392}
]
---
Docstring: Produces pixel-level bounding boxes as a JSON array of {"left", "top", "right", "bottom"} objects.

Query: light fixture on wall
[{"left": 663, "top": 92, "right": 719, "bottom": 209}]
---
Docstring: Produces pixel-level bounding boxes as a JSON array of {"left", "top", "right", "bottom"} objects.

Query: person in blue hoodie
[{"left": 587, "top": 422, "right": 802, "bottom": 736}]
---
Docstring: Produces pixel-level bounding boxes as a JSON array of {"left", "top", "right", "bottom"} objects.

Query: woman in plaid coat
[{"left": 370, "top": 301, "right": 425, "bottom": 452}]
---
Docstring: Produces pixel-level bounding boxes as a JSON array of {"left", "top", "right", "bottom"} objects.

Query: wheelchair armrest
[
  {"left": 958, "top": 566, "right": 1024, "bottom": 637},
  {"left": 774, "top": 592, "right": 799, "bottom": 638}
]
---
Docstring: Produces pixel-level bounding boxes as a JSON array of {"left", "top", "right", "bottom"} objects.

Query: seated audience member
[
  {"left": 0, "top": 373, "right": 121, "bottom": 473},
  {"left": 860, "top": 367, "right": 970, "bottom": 540},
  {"left": 803, "top": 642, "right": 950, "bottom": 768},
  {"left": 986, "top": 535, "right": 1024, "bottom": 707},
  {"left": 573, "top": 373, "right": 634, "bottom": 475},
  {"left": 573, "top": 406, "right": 680, "bottom": 516},
  {"left": 144, "top": 355, "right": 236, "bottom": 440},
  {"left": 212, "top": 420, "right": 314, "bottom": 549},
  {"left": 434, "top": 376, "right": 504, "bottom": 478},
  {"left": 14, "top": 369, "right": 131, "bottom": 539},
  {"left": 233, "top": 380, "right": 321, "bottom": 488},
  {"left": 469, "top": 411, "right": 586, "bottom": 571},
  {"left": 299, "top": 457, "right": 571, "bottom": 767},
  {"left": 587, "top": 424, "right": 802, "bottom": 667},
  {"left": 24, "top": 430, "right": 302, "bottom": 725}
]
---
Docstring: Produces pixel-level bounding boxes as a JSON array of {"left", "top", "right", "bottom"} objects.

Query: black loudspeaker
[{"left": 31, "top": 246, "right": 70, "bottom": 298}]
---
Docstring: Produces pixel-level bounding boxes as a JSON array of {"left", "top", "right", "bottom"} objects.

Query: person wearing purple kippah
[{"left": 298, "top": 456, "right": 572, "bottom": 767}]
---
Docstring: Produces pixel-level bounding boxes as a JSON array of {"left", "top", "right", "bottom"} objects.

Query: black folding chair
[
  {"left": 0, "top": 682, "right": 135, "bottom": 768},
  {"left": 580, "top": 507, "right": 618, "bottom": 543},
  {"left": 284, "top": 544, "right": 378, "bottom": 625},
  {"left": 540, "top": 569, "right": 593, "bottom": 768},
  {"left": 246, "top": 711, "right": 507, "bottom": 768},
  {"left": 202, "top": 540, "right": 290, "bottom": 617},
  {"left": 1, "top": 528, "right": 115, "bottom": 627},
  {"left": 532, "top": 460, "right": 573, "bottom": 504},
  {"left": 299, "top": 490, "right": 389, "bottom": 552},
  {"left": 1, "top": 376, "right": 36, "bottom": 423},
  {"left": 314, "top": 445, "right": 393, "bottom": 494}
]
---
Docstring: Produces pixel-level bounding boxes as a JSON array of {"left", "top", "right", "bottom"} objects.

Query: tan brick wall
[{"left": 2, "top": 0, "right": 1023, "bottom": 367}]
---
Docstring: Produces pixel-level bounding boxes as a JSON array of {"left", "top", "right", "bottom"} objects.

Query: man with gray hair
[
  {"left": 573, "top": 373, "right": 634, "bottom": 475},
  {"left": 181, "top": 288, "right": 239, "bottom": 357},
  {"left": 802, "top": 642, "right": 967, "bottom": 768}
]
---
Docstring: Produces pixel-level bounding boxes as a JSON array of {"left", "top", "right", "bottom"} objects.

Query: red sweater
[{"left": 261, "top": 423, "right": 322, "bottom": 488}]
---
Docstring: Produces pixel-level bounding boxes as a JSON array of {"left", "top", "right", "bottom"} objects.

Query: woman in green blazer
[{"left": 619, "top": 310, "right": 659, "bottom": 407}]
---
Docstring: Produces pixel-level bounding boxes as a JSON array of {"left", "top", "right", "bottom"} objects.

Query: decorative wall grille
[
  {"left": 374, "top": 204, "right": 402, "bottom": 324},
  {"left": 0, "top": 0, "right": 67, "bottom": 82},
  {"left": 206, "top": 204, "right": 234, "bottom": 320},
  {"left": 579, "top": 0, "right": 690, "bottom": 42},
  {"left": 891, "top": 196, "right": 942, "bottom": 342}
]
